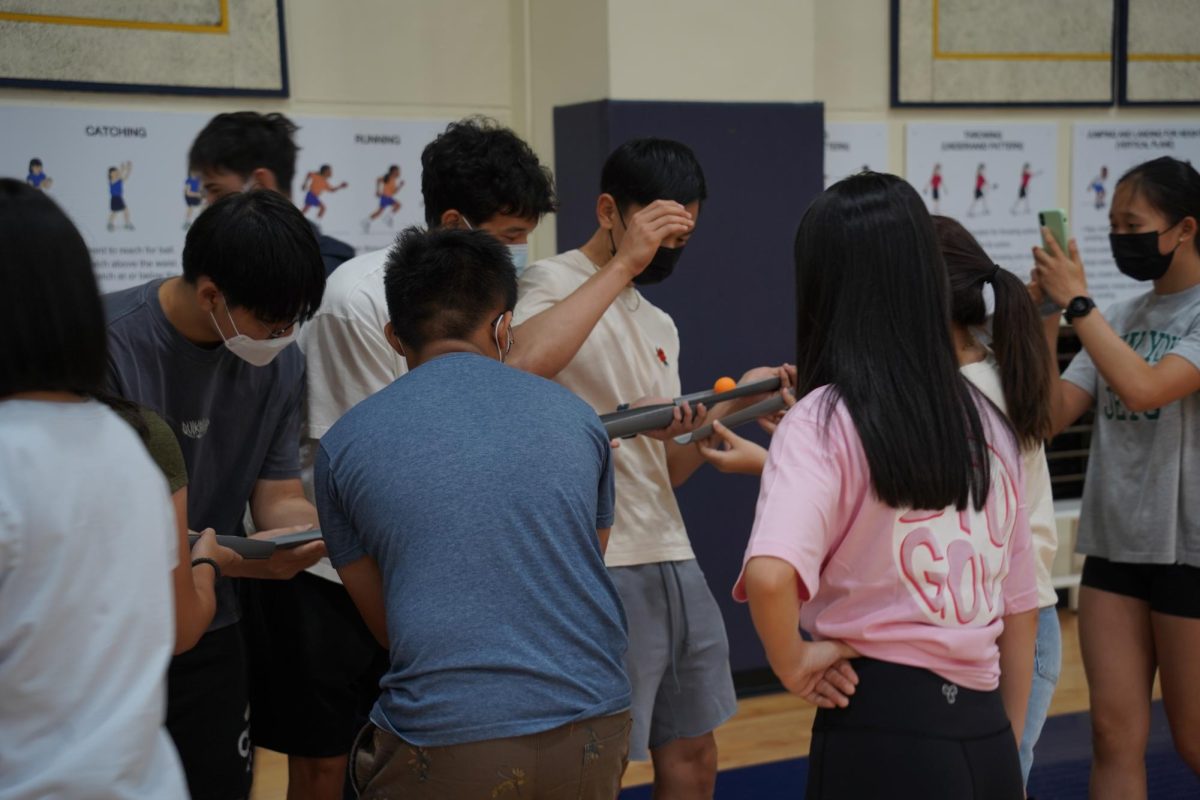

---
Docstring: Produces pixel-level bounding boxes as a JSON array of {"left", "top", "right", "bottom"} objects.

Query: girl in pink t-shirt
[{"left": 735, "top": 173, "right": 1038, "bottom": 800}]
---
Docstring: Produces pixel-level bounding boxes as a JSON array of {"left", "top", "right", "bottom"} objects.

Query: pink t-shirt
[{"left": 733, "top": 386, "right": 1038, "bottom": 691}]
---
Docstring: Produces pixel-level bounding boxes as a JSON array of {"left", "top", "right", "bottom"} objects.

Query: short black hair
[
  {"left": 29, "top": 158, "right": 42, "bottom": 170},
  {"left": 182, "top": 191, "right": 326, "bottom": 323},
  {"left": 0, "top": 179, "right": 106, "bottom": 397},
  {"left": 384, "top": 226, "right": 517, "bottom": 350},
  {"left": 421, "top": 116, "right": 557, "bottom": 227},
  {"left": 189, "top": 112, "right": 299, "bottom": 194},
  {"left": 1119, "top": 156, "right": 1200, "bottom": 256},
  {"left": 601, "top": 138, "right": 707, "bottom": 214}
]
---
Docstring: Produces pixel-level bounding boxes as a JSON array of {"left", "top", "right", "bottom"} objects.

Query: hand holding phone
[{"left": 1036, "top": 210, "right": 1069, "bottom": 316}]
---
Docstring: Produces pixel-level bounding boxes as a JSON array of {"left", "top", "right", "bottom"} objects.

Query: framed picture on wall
[
  {"left": 0, "top": 0, "right": 288, "bottom": 97},
  {"left": 891, "top": 0, "right": 1116, "bottom": 107},
  {"left": 1118, "top": 0, "right": 1200, "bottom": 106}
]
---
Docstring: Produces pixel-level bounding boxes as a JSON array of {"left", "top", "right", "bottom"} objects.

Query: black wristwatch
[{"left": 1063, "top": 296, "right": 1096, "bottom": 323}]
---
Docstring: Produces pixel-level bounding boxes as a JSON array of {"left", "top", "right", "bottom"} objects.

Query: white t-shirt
[
  {"left": 298, "top": 247, "right": 407, "bottom": 582},
  {"left": 0, "top": 400, "right": 186, "bottom": 800},
  {"left": 962, "top": 357, "right": 1059, "bottom": 608},
  {"left": 515, "top": 250, "right": 694, "bottom": 567}
]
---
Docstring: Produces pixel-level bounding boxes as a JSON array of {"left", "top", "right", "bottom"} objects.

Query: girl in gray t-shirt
[{"left": 1032, "top": 156, "right": 1200, "bottom": 794}]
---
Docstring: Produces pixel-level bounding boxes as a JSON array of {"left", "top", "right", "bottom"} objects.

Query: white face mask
[
  {"left": 507, "top": 243, "right": 529, "bottom": 276},
  {"left": 209, "top": 304, "right": 296, "bottom": 367}
]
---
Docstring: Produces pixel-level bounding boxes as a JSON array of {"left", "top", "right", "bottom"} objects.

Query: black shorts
[
  {"left": 185, "top": 194, "right": 201, "bottom": 207},
  {"left": 807, "top": 658, "right": 1022, "bottom": 799},
  {"left": 166, "top": 623, "right": 254, "bottom": 800},
  {"left": 974, "top": 188, "right": 984, "bottom": 199},
  {"left": 1018, "top": 186, "right": 1027, "bottom": 199},
  {"left": 1081, "top": 556, "right": 1200, "bottom": 618},
  {"left": 932, "top": 187, "right": 940, "bottom": 201},
  {"left": 241, "top": 572, "right": 389, "bottom": 758},
  {"left": 110, "top": 195, "right": 126, "bottom": 212}
]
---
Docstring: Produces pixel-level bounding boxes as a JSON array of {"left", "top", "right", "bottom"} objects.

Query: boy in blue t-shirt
[
  {"left": 107, "top": 161, "right": 133, "bottom": 232},
  {"left": 315, "top": 226, "right": 632, "bottom": 799},
  {"left": 183, "top": 171, "right": 204, "bottom": 230},
  {"left": 26, "top": 158, "right": 51, "bottom": 191}
]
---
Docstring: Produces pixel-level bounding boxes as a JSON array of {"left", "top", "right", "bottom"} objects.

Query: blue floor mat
[{"left": 620, "top": 700, "right": 1199, "bottom": 799}]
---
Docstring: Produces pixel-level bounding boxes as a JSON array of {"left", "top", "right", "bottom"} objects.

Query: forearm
[
  {"left": 508, "top": 256, "right": 638, "bottom": 378},
  {"left": 251, "top": 493, "right": 318, "bottom": 531},
  {"left": 997, "top": 608, "right": 1037, "bottom": 744},
  {"left": 176, "top": 566, "right": 217, "bottom": 654},
  {"left": 1071, "top": 312, "right": 1159, "bottom": 411}
]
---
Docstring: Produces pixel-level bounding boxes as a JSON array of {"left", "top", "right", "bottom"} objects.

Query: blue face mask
[{"left": 507, "top": 243, "right": 530, "bottom": 276}]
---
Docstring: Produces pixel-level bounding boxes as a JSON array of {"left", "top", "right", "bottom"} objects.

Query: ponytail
[{"left": 932, "top": 215, "right": 1052, "bottom": 449}]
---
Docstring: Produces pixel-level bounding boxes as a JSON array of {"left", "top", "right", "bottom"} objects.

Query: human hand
[
  {"left": 778, "top": 640, "right": 861, "bottom": 709},
  {"left": 233, "top": 524, "right": 326, "bottom": 580},
  {"left": 1032, "top": 228, "right": 1088, "bottom": 307},
  {"left": 758, "top": 372, "right": 797, "bottom": 435},
  {"left": 697, "top": 421, "right": 769, "bottom": 475},
  {"left": 612, "top": 200, "right": 694, "bottom": 277},
  {"left": 631, "top": 396, "right": 708, "bottom": 442},
  {"left": 189, "top": 527, "right": 242, "bottom": 577},
  {"left": 726, "top": 364, "right": 794, "bottom": 414}
]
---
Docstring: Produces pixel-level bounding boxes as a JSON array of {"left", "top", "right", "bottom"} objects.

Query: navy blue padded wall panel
[{"left": 553, "top": 100, "right": 824, "bottom": 675}]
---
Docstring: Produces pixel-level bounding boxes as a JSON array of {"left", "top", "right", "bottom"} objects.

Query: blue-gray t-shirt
[
  {"left": 104, "top": 279, "right": 305, "bottom": 629},
  {"left": 315, "top": 352, "right": 630, "bottom": 746}
]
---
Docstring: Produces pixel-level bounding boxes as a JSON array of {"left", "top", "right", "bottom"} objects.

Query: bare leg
[
  {"left": 1151, "top": 611, "right": 1200, "bottom": 775},
  {"left": 1080, "top": 586, "right": 1156, "bottom": 800},
  {"left": 650, "top": 733, "right": 717, "bottom": 800}
]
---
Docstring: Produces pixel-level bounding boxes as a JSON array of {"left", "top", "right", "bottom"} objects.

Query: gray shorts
[{"left": 609, "top": 559, "right": 738, "bottom": 761}]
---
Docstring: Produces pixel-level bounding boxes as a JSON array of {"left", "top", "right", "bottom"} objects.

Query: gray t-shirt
[
  {"left": 104, "top": 279, "right": 305, "bottom": 629},
  {"left": 1063, "top": 283, "right": 1200, "bottom": 566}
]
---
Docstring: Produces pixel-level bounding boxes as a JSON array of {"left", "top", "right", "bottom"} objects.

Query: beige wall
[{"left": 1, "top": 0, "right": 1192, "bottom": 257}]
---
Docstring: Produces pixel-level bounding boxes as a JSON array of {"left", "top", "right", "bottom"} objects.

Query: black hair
[
  {"left": 381, "top": 165, "right": 399, "bottom": 181},
  {"left": 601, "top": 138, "right": 707, "bottom": 214},
  {"left": 189, "top": 112, "right": 300, "bottom": 194},
  {"left": 933, "top": 215, "right": 1052, "bottom": 449},
  {"left": 794, "top": 172, "right": 1007, "bottom": 511},
  {"left": 1118, "top": 156, "right": 1200, "bottom": 255},
  {"left": 108, "top": 166, "right": 118, "bottom": 176},
  {"left": 182, "top": 191, "right": 325, "bottom": 323},
  {"left": 29, "top": 158, "right": 42, "bottom": 170},
  {"left": 319, "top": 164, "right": 331, "bottom": 173},
  {"left": 384, "top": 226, "right": 517, "bottom": 351},
  {"left": 0, "top": 179, "right": 107, "bottom": 397},
  {"left": 420, "top": 116, "right": 556, "bottom": 227}
]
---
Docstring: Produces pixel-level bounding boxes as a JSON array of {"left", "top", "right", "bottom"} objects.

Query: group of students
[{"left": 0, "top": 108, "right": 1197, "bottom": 800}]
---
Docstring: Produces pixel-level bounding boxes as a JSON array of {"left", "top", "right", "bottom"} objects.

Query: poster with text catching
[
  {"left": 905, "top": 123, "right": 1058, "bottom": 277},
  {"left": 0, "top": 104, "right": 451, "bottom": 293},
  {"left": 1072, "top": 123, "right": 1200, "bottom": 309},
  {"left": 825, "top": 123, "right": 889, "bottom": 188}
]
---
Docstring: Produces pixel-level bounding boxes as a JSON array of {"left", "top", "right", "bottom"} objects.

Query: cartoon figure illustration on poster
[
  {"left": 362, "top": 164, "right": 404, "bottom": 233},
  {"left": 107, "top": 161, "right": 133, "bottom": 232},
  {"left": 183, "top": 170, "right": 204, "bottom": 230},
  {"left": 27, "top": 158, "right": 53, "bottom": 191},
  {"left": 1010, "top": 162, "right": 1042, "bottom": 215},
  {"left": 301, "top": 164, "right": 348, "bottom": 218},
  {"left": 924, "top": 163, "right": 946, "bottom": 213},
  {"left": 1088, "top": 165, "right": 1109, "bottom": 210},
  {"left": 967, "top": 163, "right": 995, "bottom": 217}
]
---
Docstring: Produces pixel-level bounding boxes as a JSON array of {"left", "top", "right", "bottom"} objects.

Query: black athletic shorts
[
  {"left": 110, "top": 195, "right": 126, "bottom": 212},
  {"left": 241, "top": 572, "right": 389, "bottom": 758},
  {"left": 1081, "top": 556, "right": 1200, "bottom": 618},
  {"left": 166, "top": 623, "right": 254, "bottom": 800},
  {"left": 807, "top": 658, "right": 1023, "bottom": 799}
]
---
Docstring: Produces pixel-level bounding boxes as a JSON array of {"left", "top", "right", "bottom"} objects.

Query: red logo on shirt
[
  {"left": 656, "top": 347, "right": 669, "bottom": 366},
  {"left": 892, "top": 445, "right": 1020, "bottom": 627}
]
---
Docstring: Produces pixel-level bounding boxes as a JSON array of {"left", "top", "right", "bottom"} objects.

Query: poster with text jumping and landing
[
  {"left": 825, "top": 123, "right": 889, "bottom": 189},
  {"left": 0, "top": 104, "right": 451, "bottom": 293},
  {"left": 906, "top": 123, "right": 1058, "bottom": 278},
  {"left": 1072, "top": 123, "right": 1200, "bottom": 309}
]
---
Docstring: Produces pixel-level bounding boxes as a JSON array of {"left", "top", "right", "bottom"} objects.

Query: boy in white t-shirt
[{"left": 515, "top": 138, "right": 780, "bottom": 798}]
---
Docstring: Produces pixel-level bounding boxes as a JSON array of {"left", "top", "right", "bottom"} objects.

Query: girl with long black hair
[
  {"left": 1033, "top": 156, "right": 1200, "bottom": 798},
  {"left": 736, "top": 173, "right": 1037, "bottom": 799}
]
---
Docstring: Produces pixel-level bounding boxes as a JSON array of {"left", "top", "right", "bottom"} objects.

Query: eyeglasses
[{"left": 252, "top": 316, "right": 301, "bottom": 340}]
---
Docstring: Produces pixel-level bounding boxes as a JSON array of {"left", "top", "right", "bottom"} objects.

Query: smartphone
[
  {"left": 1037, "top": 209, "right": 1070, "bottom": 316},
  {"left": 270, "top": 529, "right": 324, "bottom": 549}
]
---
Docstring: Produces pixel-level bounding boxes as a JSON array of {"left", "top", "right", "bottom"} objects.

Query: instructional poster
[
  {"left": 0, "top": 105, "right": 451, "bottom": 292},
  {"left": 906, "top": 123, "right": 1058, "bottom": 275},
  {"left": 824, "top": 123, "right": 889, "bottom": 188},
  {"left": 1072, "top": 123, "right": 1200, "bottom": 308}
]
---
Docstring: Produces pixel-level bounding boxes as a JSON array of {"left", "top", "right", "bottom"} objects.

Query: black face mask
[
  {"left": 1110, "top": 225, "right": 1180, "bottom": 282},
  {"left": 633, "top": 245, "right": 684, "bottom": 285}
]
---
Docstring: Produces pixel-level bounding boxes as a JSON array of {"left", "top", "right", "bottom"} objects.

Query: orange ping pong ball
[{"left": 713, "top": 376, "right": 737, "bottom": 393}]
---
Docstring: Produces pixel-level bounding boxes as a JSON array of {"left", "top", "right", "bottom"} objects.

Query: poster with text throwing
[
  {"left": 825, "top": 123, "right": 889, "bottom": 188},
  {"left": 1071, "top": 123, "right": 1200, "bottom": 308},
  {"left": 906, "top": 122, "right": 1058, "bottom": 276},
  {"left": 0, "top": 104, "right": 451, "bottom": 293}
]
